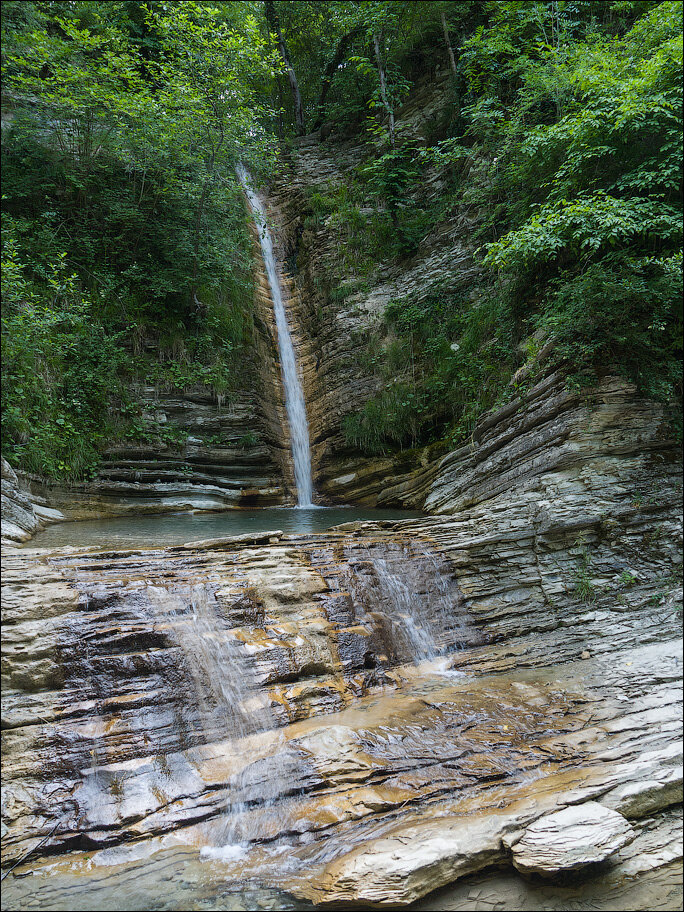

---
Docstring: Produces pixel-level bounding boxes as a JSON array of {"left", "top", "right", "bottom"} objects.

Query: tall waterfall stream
[{"left": 237, "top": 165, "right": 314, "bottom": 507}]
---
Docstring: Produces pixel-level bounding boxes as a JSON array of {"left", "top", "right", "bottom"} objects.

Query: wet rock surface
[
  {"left": 1, "top": 487, "right": 681, "bottom": 908},
  {"left": 1, "top": 457, "right": 63, "bottom": 546},
  {"left": 509, "top": 803, "right": 635, "bottom": 876}
]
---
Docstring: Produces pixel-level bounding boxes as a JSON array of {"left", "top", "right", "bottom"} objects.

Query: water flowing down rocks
[
  {"left": 2, "top": 93, "right": 683, "bottom": 912},
  {"left": 237, "top": 165, "right": 314, "bottom": 508}
]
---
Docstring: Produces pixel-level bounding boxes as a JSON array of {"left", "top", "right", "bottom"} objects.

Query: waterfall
[
  {"left": 338, "top": 541, "right": 470, "bottom": 665},
  {"left": 237, "top": 165, "right": 314, "bottom": 507},
  {"left": 146, "top": 583, "right": 288, "bottom": 850}
]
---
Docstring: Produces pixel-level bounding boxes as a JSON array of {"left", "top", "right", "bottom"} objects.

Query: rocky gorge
[
  {"left": 2, "top": 62, "right": 683, "bottom": 912},
  {"left": 2, "top": 344, "right": 682, "bottom": 910}
]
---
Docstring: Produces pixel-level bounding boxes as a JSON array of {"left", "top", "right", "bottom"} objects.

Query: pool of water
[{"left": 24, "top": 507, "right": 424, "bottom": 550}]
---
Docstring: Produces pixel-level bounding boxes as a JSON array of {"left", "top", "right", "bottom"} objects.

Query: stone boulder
[
  {"left": 1, "top": 457, "right": 40, "bottom": 543},
  {"left": 510, "top": 802, "right": 636, "bottom": 877},
  {"left": 1, "top": 457, "right": 63, "bottom": 545}
]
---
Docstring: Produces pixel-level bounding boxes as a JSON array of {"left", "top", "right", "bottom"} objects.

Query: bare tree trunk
[
  {"left": 192, "top": 177, "right": 209, "bottom": 296},
  {"left": 440, "top": 11, "right": 458, "bottom": 78},
  {"left": 373, "top": 33, "right": 395, "bottom": 147},
  {"left": 192, "top": 138, "right": 220, "bottom": 300},
  {"left": 551, "top": 0, "right": 561, "bottom": 48},
  {"left": 276, "top": 75, "right": 285, "bottom": 140},
  {"left": 266, "top": 0, "right": 305, "bottom": 136},
  {"left": 312, "top": 25, "right": 363, "bottom": 130}
]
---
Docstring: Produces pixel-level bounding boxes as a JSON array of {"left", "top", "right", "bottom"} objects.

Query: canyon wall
[{"left": 13, "top": 219, "right": 301, "bottom": 522}]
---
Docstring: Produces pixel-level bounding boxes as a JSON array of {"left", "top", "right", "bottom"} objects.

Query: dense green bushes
[
  {"left": 336, "top": 0, "right": 682, "bottom": 454},
  {"left": 1, "top": 0, "right": 277, "bottom": 480},
  {"left": 342, "top": 287, "right": 515, "bottom": 455},
  {"left": 1, "top": 230, "right": 127, "bottom": 477}
]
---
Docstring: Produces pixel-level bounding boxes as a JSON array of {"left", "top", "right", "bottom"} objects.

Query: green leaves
[
  {"left": 1, "top": 1, "right": 278, "bottom": 480},
  {"left": 537, "top": 252, "right": 682, "bottom": 400},
  {"left": 467, "top": 1, "right": 682, "bottom": 400},
  {"left": 341, "top": 0, "right": 682, "bottom": 455},
  {"left": 486, "top": 193, "right": 682, "bottom": 269}
]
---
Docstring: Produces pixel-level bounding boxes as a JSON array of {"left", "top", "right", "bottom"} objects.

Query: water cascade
[
  {"left": 314, "top": 539, "right": 475, "bottom": 666},
  {"left": 237, "top": 165, "right": 314, "bottom": 507},
  {"left": 145, "top": 583, "right": 288, "bottom": 850}
]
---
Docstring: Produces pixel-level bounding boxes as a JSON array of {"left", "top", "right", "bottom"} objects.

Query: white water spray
[{"left": 237, "top": 165, "right": 314, "bottom": 507}]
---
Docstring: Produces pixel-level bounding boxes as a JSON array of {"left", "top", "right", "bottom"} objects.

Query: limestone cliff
[
  {"left": 266, "top": 113, "right": 475, "bottom": 505},
  {"left": 1, "top": 457, "right": 63, "bottom": 545}
]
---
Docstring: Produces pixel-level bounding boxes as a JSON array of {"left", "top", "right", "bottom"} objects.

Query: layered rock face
[
  {"left": 2, "top": 356, "right": 682, "bottom": 907},
  {"left": 16, "top": 217, "right": 299, "bottom": 522},
  {"left": 2, "top": 73, "right": 508, "bottom": 516},
  {"left": 254, "top": 70, "right": 490, "bottom": 506},
  {"left": 1, "top": 457, "right": 63, "bottom": 545},
  {"left": 264, "top": 143, "right": 464, "bottom": 504},
  {"left": 32, "top": 391, "right": 288, "bottom": 521}
]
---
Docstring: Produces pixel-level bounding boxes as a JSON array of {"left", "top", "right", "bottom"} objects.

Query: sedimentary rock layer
[
  {"left": 2, "top": 500, "right": 681, "bottom": 906},
  {"left": 1, "top": 457, "right": 63, "bottom": 545}
]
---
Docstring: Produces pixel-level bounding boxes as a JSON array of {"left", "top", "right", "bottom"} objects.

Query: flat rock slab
[
  {"left": 290, "top": 811, "right": 513, "bottom": 908},
  {"left": 511, "top": 802, "right": 635, "bottom": 877},
  {"left": 171, "top": 530, "right": 283, "bottom": 549}
]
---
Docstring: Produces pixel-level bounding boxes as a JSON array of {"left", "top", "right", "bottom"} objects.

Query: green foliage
[
  {"left": 539, "top": 253, "right": 682, "bottom": 400},
  {"left": 474, "top": 1, "right": 683, "bottom": 397},
  {"left": 2, "top": 0, "right": 682, "bottom": 480},
  {"left": 338, "top": 0, "right": 682, "bottom": 454},
  {"left": 1, "top": 229, "right": 127, "bottom": 479},
  {"left": 1, "top": 1, "right": 277, "bottom": 480},
  {"left": 343, "top": 285, "right": 515, "bottom": 454},
  {"left": 360, "top": 144, "right": 426, "bottom": 256},
  {"left": 572, "top": 533, "right": 596, "bottom": 603},
  {"left": 620, "top": 570, "right": 637, "bottom": 587},
  {"left": 237, "top": 431, "right": 261, "bottom": 449}
]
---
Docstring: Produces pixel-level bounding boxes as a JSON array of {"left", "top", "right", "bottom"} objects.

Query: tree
[
  {"left": 312, "top": 22, "right": 364, "bottom": 129},
  {"left": 1, "top": 0, "right": 278, "bottom": 479},
  {"left": 266, "top": 0, "right": 306, "bottom": 134}
]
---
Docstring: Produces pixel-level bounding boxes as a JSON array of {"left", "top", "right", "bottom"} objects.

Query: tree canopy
[{"left": 2, "top": 1, "right": 681, "bottom": 475}]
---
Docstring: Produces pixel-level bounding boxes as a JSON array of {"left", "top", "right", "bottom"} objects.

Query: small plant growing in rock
[
  {"left": 238, "top": 431, "right": 260, "bottom": 449},
  {"left": 620, "top": 570, "right": 637, "bottom": 588},
  {"left": 156, "top": 754, "right": 172, "bottom": 778},
  {"left": 572, "top": 533, "right": 596, "bottom": 603},
  {"left": 574, "top": 569, "right": 595, "bottom": 603},
  {"left": 109, "top": 775, "right": 124, "bottom": 798}
]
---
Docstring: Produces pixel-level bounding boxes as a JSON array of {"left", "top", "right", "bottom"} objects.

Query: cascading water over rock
[
  {"left": 237, "top": 165, "right": 314, "bottom": 507},
  {"left": 145, "top": 583, "right": 289, "bottom": 851}
]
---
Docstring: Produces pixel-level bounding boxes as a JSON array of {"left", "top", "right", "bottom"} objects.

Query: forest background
[{"left": 1, "top": 0, "right": 681, "bottom": 478}]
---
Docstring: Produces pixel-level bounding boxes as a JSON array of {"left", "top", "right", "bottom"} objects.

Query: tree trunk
[
  {"left": 276, "top": 74, "right": 285, "bottom": 140},
  {"left": 192, "top": 177, "right": 209, "bottom": 296},
  {"left": 440, "top": 10, "right": 461, "bottom": 120},
  {"left": 266, "top": 1, "right": 305, "bottom": 136},
  {"left": 440, "top": 11, "right": 458, "bottom": 79},
  {"left": 192, "top": 145, "right": 218, "bottom": 299},
  {"left": 373, "top": 33, "right": 395, "bottom": 147},
  {"left": 312, "top": 25, "right": 363, "bottom": 130}
]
